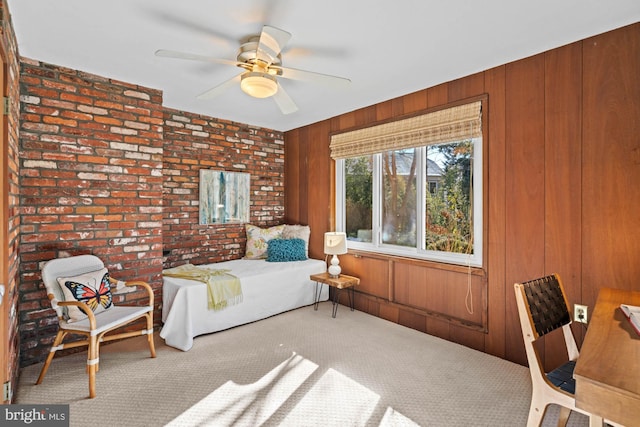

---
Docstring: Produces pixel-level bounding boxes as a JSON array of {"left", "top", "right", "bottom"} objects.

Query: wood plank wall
[{"left": 284, "top": 23, "right": 640, "bottom": 367}]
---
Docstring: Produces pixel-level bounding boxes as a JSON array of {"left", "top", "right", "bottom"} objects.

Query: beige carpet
[{"left": 15, "top": 302, "right": 588, "bottom": 426}]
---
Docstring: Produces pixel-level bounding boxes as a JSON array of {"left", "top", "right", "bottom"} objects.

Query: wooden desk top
[
  {"left": 310, "top": 272, "right": 360, "bottom": 289},
  {"left": 573, "top": 287, "right": 640, "bottom": 427}
]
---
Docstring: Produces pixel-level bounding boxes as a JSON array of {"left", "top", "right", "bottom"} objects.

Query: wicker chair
[
  {"left": 36, "top": 254, "right": 156, "bottom": 398},
  {"left": 514, "top": 274, "right": 595, "bottom": 427}
]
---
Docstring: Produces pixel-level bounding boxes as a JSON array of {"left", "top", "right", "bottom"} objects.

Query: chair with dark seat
[
  {"left": 514, "top": 274, "right": 613, "bottom": 427},
  {"left": 36, "top": 254, "right": 156, "bottom": 398}
]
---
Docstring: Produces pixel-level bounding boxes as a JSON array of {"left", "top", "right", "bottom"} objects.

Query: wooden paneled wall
[
  {"left": 1, "top": 0, "right": 22, "bottom": 400},
  {"left": 284, "top": 23, "right": 640, "bottom": 367}
]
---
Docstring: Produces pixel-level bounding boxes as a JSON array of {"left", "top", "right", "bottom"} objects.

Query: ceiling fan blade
[
  {"left": 146, "top": 10, "right": 236, "bottom": 45},
  {"left": 256, "top": 25, "right": 291, "bottom": 66},
  {"left": 271, "top": 65, "right": 351, "bottom": 87},
  {"left": 196, "top": 73, "right": 243, "bottom": 100},
  {"left": 155, "top": 49, "right": 242, "bottom": 68},
  {"left": 273, "top": 83, "right": 298, "bottom": 115}
]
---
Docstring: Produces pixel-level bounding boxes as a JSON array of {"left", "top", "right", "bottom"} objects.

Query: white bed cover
[{"left": 160, "top": 258, "right": 328, "bottom": 351}]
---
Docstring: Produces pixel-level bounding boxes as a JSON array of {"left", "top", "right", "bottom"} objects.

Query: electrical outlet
[{"left": 574, "top": 304, "right": 588, "bottom": 324}]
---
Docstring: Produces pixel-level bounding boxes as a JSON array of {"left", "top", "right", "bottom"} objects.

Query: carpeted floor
[{"left": 15, "top": 302, "right": 589, "bottom": 426}]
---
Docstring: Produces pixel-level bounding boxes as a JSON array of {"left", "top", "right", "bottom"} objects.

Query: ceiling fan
[{"left": 155, "top": 25, "right": 351, "bottom": 115}]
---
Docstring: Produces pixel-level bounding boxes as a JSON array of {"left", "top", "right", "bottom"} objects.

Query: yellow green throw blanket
[{"left": 163, "top": 264, "right": 242, "bottom": 311}]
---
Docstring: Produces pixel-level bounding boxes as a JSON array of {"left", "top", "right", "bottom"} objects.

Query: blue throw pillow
[{"left": 266, "top": 238, "right": 307, "bottom": 262}]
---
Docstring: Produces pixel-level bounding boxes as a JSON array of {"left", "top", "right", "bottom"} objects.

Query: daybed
[{"left": 160, "top": 258, "right": 328, "bottom": 351}]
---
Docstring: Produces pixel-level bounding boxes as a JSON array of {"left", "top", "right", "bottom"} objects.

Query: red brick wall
[
  {"left": 18, "top": 59, "right": 164, "bottom": 366},
  {"left": 17, "top": 61, "right": 285, "bottom": 367},
  {"left": 162, "top": 108, "right": 284, "bottom": 267}
]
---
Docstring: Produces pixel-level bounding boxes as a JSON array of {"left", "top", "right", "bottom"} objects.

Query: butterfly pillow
[{"left": 57, "top": 268, "right": 113, "bottom": 322}]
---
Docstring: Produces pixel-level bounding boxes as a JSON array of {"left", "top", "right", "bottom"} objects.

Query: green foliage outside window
[
  {"left": 426, "top": 141, "right": 473, "bottom": 254},
  {"left": 345, "top": 156, "right": 373, "bottom": 241}
]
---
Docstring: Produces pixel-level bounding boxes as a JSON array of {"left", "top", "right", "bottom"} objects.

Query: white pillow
[
  {"left": 283, "top": 224, "right": 311, "bottom": 257},
  {"left": 244, "top": 224, "right": 285, "bottom": 259},
  {"left": 57, "top": 268, "right": 113, "bottom": 322}
]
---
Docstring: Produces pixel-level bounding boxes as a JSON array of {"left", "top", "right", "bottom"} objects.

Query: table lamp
[{"left": 324, "top": 232, "right": 347, "bottom": 278}]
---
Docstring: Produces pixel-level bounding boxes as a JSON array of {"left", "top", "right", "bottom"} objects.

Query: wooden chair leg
[
  {"left": 36, "top": 330, "right": 66, "bottom": 385},
  {"left": 589, "top": 414, "right": 605, "bottom": 427},
  {"left": 526, "top": 393, "right": 546, "bottom": 427},
  {"left": 95, "top": 338, "right": 102, "bottom": 373},
  {"left": 88, "top": 335, "right": 98, "bottom": 399},
  {"left": 556, "top": 406, "right": 571, "bottom": 427},
  {"left": 147, "top": 313, "right": 156, "bottom": 358},
  {"left": 88, "top": 364, "right": 97, "bottom": 399}
]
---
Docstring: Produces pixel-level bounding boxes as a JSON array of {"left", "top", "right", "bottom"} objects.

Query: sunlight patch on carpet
[
  {"left": 280, "top": 368, "right": 380, "bottom": 426},
  {"left": 379, "top": 406, "right": 421, "bottom": 426},
  {"left": 166, "top": 352, "right": 317, "bottom": 426}
]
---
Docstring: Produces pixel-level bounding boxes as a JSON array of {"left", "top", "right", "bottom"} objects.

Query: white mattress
[{"left": 160, "top": 258, "right": 328, "bottom": 351}]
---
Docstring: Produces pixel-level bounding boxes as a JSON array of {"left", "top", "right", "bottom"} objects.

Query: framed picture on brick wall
[{"left": 199, "top": 170, "right": 250, "bottom": 224}]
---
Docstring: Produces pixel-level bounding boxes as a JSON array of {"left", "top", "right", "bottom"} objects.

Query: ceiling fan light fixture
[{"left": 240, "top": 72, "right": 278, "bottom": 98}]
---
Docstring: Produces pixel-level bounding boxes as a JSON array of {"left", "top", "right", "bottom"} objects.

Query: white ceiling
[{"left": 7, "top": 0, "right": 640, "bottom": 132}]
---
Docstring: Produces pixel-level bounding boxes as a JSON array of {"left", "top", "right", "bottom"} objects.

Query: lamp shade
[
  {"left": 240, "top": 72, "right": 278, "bottom": 98},
  {"left": 324, "top": 232, "right": 347, "bottom": 255}
]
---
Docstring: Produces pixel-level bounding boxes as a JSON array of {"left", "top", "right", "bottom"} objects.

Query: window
[
  {"left": 344, "top": 155, "right": 373, "bottom": 243},
  {"left": 332, "top": 101, "right": 483, "bottom": 267},
  {"left": 382, "top": 148, "right": 417, "bottom": 247},
  {"left": 428, "top": 181, "right": 438, "bottom": 195}
]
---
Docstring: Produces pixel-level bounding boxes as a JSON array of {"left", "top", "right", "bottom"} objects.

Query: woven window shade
[{"left": 330, "top": 101, "right": 481, "bottom": 159}]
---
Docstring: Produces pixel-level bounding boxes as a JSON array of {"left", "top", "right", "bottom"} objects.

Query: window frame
[{"left": 334, "top": 101, "right": 485, "bottom": 268}]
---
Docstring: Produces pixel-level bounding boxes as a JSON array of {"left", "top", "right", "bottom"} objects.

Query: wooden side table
[{"left": 310, "top": 272, "right": 360, "bottom": 318}]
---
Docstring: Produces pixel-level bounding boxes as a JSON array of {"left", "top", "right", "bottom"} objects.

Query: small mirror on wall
[{"left": 199, "top": 170, "right": 250, "bottom": 224}]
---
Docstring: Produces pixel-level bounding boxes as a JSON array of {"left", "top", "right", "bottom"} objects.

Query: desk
[
  {"left": 574, "top": 288, "right": 640, "bottom": 427},
  {"left": 310, "top": 272, "right": 359, "bottom": 318}
]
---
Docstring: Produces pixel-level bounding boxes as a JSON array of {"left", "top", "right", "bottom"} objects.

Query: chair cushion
[
  {"left": 546, "top": 360, "right": 576, "bottom": 394},
  {"left": 59, "top": 305, "right": 152, "bottom": 334},
  {"left": 57, "top": 268, "right": 113, "bottom": 322},
  {"left": 266, "top": 238, "right": 308, "bottom": 262}
]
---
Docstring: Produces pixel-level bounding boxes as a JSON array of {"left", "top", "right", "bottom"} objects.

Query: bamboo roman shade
[{"left": 330, "top": 100, "right": 482, "bottom": 159}]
